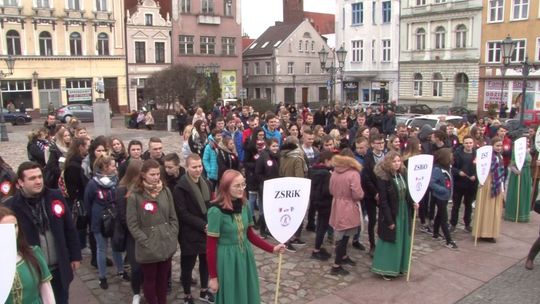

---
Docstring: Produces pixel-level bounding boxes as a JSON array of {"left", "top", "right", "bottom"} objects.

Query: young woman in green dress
[
  {"left": 0, "top": 206, "right": 55, "bottom": 304},
  {"left": 505, "top": 140, "right": 532, "bottom": 222},
  {"left": 207, "top": 169, "right": 285, "bottom": 304},
  {"left": 371, "top": 152, "right": 419, "bottom": 280}
]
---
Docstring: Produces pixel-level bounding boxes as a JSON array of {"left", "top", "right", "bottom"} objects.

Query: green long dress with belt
[
  {"left": 505, "top": 152, "right": 532, "bottom": 222},
  {"left": 6, "top": 246, "right": 52, "bottom": 304},
  {"left": 207, "top": 204, "right": 260, "bottom": 304},
  {"left": 371, "top": 175, "right": 411, "bottom": 276}
]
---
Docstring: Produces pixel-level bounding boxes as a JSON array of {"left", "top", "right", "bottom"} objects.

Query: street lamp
[
  {"left": 319, "top": 46, "right": 347, "bottom": 106},
  {"left": 0, "top": 55, "right": 15, "bottom": 142},
  {"left": 499, "top": 35, "right": 515, "bottom": 115}
]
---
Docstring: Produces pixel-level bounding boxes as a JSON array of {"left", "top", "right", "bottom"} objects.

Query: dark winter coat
[
  {"left": 64, "top": 155, "right": 89, "bottom": 204},
  {"left": 309, "top": 163, "right": 333, "bottom": 214},
  {"left": 254, "top": 148, "right": 280, "bottom": 194},
  {"left": 4, "top": 188, "right": 82, "bottom": 290},
  {"left": 452, "top": 147, "right": 477, "bottom": 189},
  {"left": 361, "top": 150, "right": 384, "bottom": 200},
  {"left": 430, "top": 165, "right": 453, "bottom": 201},
  {"left": 83, "top": 174, "right": 117, "bottom": 233},
  {"left": 217, "top": 144, "right": 240, "bottom": 182}
]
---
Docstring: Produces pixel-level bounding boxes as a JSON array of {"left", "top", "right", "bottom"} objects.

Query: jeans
[
  {"left": 126, "top": 235, "right": 143, "bottom": 295},
  {"left": 248, "top": 191, "right": 260, "bottom": 216},
  {"left": 51, "top": 267, "right": 69, "bottom": 304},
  {"left": 181, "top": 254, "right": 208, "bottom": 295},
  {"left": 432, "top": 197, "right": 452, "bottom": 243},
  {"left": 450, "top": 185, "right": 476, "bottom": 227},
  {"left": 94, "top": 232, "right": 124, "bottom": 279},
  {"left": 141, "top": 258, "right": 171, "bottom": 304}
]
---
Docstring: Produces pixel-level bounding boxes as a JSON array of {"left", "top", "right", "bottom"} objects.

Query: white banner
[
  {"left": 263, "top": 177, "right": 311, "bottom": 244},
  {"left": 535, "top": 126, "right": 540, "bottom": 152},
  {"left": 514, "top": 137, "right": 527, "bottom": 171},
  {"left": 0, "top": 224, "right": 17, "bottom": 303},
  {"left": 476, "top": 145, "right": 493, "bottom": 186},
  {"left": 407, "top": 154, "right": 434, "bottom": 204}
]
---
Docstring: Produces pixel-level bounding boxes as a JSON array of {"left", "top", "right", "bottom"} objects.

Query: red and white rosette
[
  {"left": 51, "top": 200, "right": 65, "bottom": 218},
  {"left": 142, "top": 201, "right": 158, "bottom": 214},
  {"left": 0, "top": 181, "right": 11, "bottom": 195}
]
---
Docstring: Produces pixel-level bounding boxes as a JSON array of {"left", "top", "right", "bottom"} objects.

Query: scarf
[
  {"left": 143, "top": 179, "right": 163, "bottom": 198},
  {"left": 490, "top": 153, "right": 504, "bottom": 198},
  {"left": 21, "top": 190, "right": 49, "bottom": 235},
  {"left": 185, "top": 176, "right": 211, "bottom": 214}
]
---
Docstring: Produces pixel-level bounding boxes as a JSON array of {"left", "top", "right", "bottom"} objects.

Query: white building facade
[
  {"left": 126, "top": 0, "right": 172, "bottom": 110},
  {"left": 398, "top": 0, "right": 482, "bottom": 109},
  {"left": 336, "top": 0, "right": 400, "bottom": 104}
]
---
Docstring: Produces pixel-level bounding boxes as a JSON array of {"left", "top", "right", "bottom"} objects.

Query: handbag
[
  {"left": 72, "top": 199, "right": 88, "bottom": 230},
  {"left": 101, "top": 206, "right": 116, "bottom": 238}
]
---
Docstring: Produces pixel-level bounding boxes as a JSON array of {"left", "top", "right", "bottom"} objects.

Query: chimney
[{"left": 283, "top": 0, "right": 304, "bottom": 24}]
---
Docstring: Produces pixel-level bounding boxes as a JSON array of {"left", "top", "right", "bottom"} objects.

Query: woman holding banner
[
  {"left": 207, "top": 169, "right": 285, "bottom": 304},
  {"left": 504, "top": 140, "right": 532, "bottom": 222},
  {"left": 473, "top": 137, "right": 504, "bottom": 242},
  {"left": 371, "top": 151, "right": 418, "bottom": 280}
]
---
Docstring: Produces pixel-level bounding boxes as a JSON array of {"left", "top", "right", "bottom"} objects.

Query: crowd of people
[{"left": 0, "top": 100, "right": 539, "bottom": 304}]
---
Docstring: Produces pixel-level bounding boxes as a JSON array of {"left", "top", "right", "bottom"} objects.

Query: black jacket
[
  {"left": 43, "top": 142, "right": 64, "bottom": 189},
  {"left": 64, "top": 155, "right": 89, "bottom": 204},
  {"left": 172, "top": 175, "right": 211, "bottom": 255},
  {"left": 217, "top": 147, "right": 240, "bottom": 182},
  {"left": 309, "top": 164, "right": 333, "bottom": 213},
  {"left": 361, "top": 150, "right": 383, "bottom": 200},
  {"left": 452, "top": 147, "right": 477, "bottom": 189},
  {"left": 254, "top": 149, "right": 280, "bottom": 193},
  {"left": 4, "top": 188, "right": 82, "bottom": 289}
]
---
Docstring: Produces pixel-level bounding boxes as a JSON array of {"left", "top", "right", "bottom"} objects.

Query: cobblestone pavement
[{"left": 0, "top": 118, "right": 535, "bottom": 303}]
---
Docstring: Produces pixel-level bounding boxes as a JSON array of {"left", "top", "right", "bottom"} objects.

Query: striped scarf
[{"left": 490, "top": 154, "right": 504, "bottom": 198}]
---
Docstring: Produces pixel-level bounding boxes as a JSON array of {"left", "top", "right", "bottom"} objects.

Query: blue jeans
[
  {"left": 94, "top": 232, "right": 124, "bottom": 279},
  {"left": 248, "top": 191, "right": 260, "bottom": 216}
]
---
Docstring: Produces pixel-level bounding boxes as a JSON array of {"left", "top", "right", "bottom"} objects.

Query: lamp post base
[{"left": 0, "top": 122, "right": 8, "bottom": 142}]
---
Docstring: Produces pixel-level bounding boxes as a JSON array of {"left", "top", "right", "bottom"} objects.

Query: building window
[
  {"left": 202, "top": 0, "right": 214, "bottom": 14},
  {"left": 97, "top": 33, "right": 109, "bottom": 55},
  {"left": 487, "top": 41, "right": 501, "bottom": 63},
  {"left": 512, "top": 0, "right": 529, "bottom": 20},
  {"left": 455, "top": 24, "right": 467, "bottom": 48},
  {"left": 68, "top": 0, "right": 80, "bottom": 10},
  {"left": 3, "top": 0, "right": 17, "bottom": 6},
  {"left": 352, "top": 2, "right": 363, "bottom": 25},
  {"left": 415, "top": 28, "right": 426, "bottom": 50},
  {"left": 287, "top": 62, "right": 294, "bottom": 74},
  {"left": 416, "top": 0, "right": 426, "bottom": 5},
  {"left": 311, "top": 41, "right": 315, "bottom": 52},
  {"left": 413, "top": 73, "right": 423, "bottom": 96},
  {"left": 352, "top": 40, "right": 363, "bottom": 62},
  {"left": 36, "top": 0, "right": 50, "bottom": 8},
  {"left": 200, "top": 36, "right": 215, "bottom": 55},
  {"left": 179, "top": 35, "right": 194, "bottom": 55},
  {"left": 372, "top": 39, "right": 376, "bottom": 62},
  {"left": 435, "top": 26, "right": 446, "bottom": 49},
  {"left": 243, "top": 62, "right": 249, "bottom": 75},
  {"left": 305, "top": 40, "right": 309, "bottom": 51},
  {"left": 145, "top": 14, "right": 153, "bottom": 26},
  {"left": 155, "top": 42, "right": 165, "bottom": 63},
  {"left": 382, "top": 1, "right": 391, "bottom": 23},
  {"left": 39, "top": 31, "right": 52, "bottom": 56},
  {"left": 135, "top": 41, "right": 145, "bottom": 63},
  {"left": 488, "top": 0, "right": 504, "bottom": 22},
  {"left": 221, "top": 37, "right": 235, "bottom": 55},
  {"left": 96, "top": 0, "right": 107, "bottom": 11},
  {"left": 372, "top": 1, "right": 376, "bottom": 24},
  {"left": 265, "top": 62, "right": 271, "bottom": 74},
  {"left": 181, "top": 0, "right": 190, "bottom": 13},
  {"left": 434, "top": 0, "right": 447, "bottom": 3},
  {"left": 511, "top": 39, "right": 526, "bottom": 62},
  {"left": 224, "top": 0, "right": 232, "bottom": 16},
  {"left": 433, "top": 73, "right": 443, "bottom": 97},
  {"left": 6, "top": 30, "right": 21, "bottom": 55},
  {"left": 382, "top": 39, "right": 391, "bottom": 62},
  {"left": 298, "top": 40, "right": 302, "bottom": 51},
  {"left": 69, "top": 32, "right": 82, "bottom": 55},
  {"left": 254, "top": 62, "right": 260, "bottom": 75},
  {"left": 305, "top": 62, "right": 311, "bottom": 74}
]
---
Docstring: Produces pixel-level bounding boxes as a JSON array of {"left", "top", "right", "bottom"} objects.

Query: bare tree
[{"left": 145, "top": 64, "right": 199, "bottom": 111}]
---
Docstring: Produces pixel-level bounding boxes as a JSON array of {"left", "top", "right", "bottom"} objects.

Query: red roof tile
[
  {"left": 303, "top": 11, "right": 335, "bottom": 35},
  {"left": 242, "top": 37, "right": 255, "bottom": 51}
]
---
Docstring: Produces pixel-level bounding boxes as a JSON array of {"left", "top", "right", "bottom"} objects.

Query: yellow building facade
[
  {"left": 0, "top": 0, "right": 127, "bottom": 114},
  {"left": 478, "top": 0, "right": 540, "bottom": 113}
]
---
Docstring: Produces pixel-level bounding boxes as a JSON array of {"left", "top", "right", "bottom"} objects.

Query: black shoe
[
  {"left": 318, "top": 247, "right": 332, "bottom": 258},
  {"left": 311, "top": 251, "right": 330, "bottom": 261},
  {"left": 306, "top": 225, "right": 316, "bottom": 232},
  {"left": 352, "top": 241, "right": 366, "bottom": 251},
  {"left": 449, "top": 225, "right": 456, "bottom": 233},
  {"left": 342, "top": 256, "right": 356, "bottom": 266},
  {"left": 106, "top": 258, "right": 113, "bottom": 267},
  {"left": 286, "top": 243, "right": 297, "bottom": 253},
  {"left": 117, "top": 272, "right": 130, "bottom": 282},
  {"left": 369, "top": 247, "right": 375, "bottom": 258},
  {"left": 485, "top": 238, "right": 497, "bottom": 243},
  {"left": 99, "top": 278, "right": 108, "bottom": 289},
  {"left": 290, "top": 238, "right": 306, "bottom": 246},
  {"left": 183, "top": 296, "right": 195, "bottom": 304},
  {"left": 330, "top": 265, "right": 349, "bottom": 276},
  {"left": 464, "top": 225, "right": 472, "bottom": 232},
  {"left": 199, "top": 290, "right": 215, "bottom": 303},
  {"left": 445, "top": 241, "right": 458, "bottom": 250}
]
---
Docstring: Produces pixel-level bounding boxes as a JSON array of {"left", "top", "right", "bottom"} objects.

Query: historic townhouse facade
[
  {"left": 126, "top": 0, "right": 171, "bottom": 111},
  {"left": 336, "top": 0, "right": 400, "bottom": 104},
  {"left": 0, "top": 0, "right": 127, "bottom": 113},
  {"left": 398, "top": 0, "right": 482, "bottom": 109},
  {"left": 478, "top": 0, "right": 540, "bottom": 113},
  {"left": 242, "top": 20, "right": 332, "bottom": 105},
  {"left": 171, "top": 0, "right": 242, "bottom": 100}
]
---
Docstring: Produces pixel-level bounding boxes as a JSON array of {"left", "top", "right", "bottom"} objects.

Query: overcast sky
[{"left": 242, "top": 0, "right": 336, "bottom": 38}]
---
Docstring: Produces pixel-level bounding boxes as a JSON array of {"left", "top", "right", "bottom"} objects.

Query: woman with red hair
[{"left": 207, "top": 170, "right": 285, "bottom": 304}]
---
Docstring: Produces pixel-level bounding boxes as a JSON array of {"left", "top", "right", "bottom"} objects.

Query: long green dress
[
  {"left": 371, "top": 175, "right": 411, "bottom": 276},
  {"left": 6, "top": 246, "right": 52, "bottom": 304},
  {"left": 207, "top": 204, "right": 260, "bottom": 304},
  {"left": 505, "top": 152, "right": 532, "bottom": 222}
]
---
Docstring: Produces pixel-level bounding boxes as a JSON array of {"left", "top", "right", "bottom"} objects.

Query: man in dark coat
[{"left": 4, "top": 162, "right": 81, "bottom": 304}]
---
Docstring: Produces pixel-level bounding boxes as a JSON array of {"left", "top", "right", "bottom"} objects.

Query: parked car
[
  {"left": 408, "top": 114, "right": 463, "bottom": 130},
  {"left": 395, "top": 104, "right": 433, "bottom": 115},
  {"left": 0, "top": 109, "right": 32, "bottom": 125},
  {"left": 395, "top": 113, "right": 419, "bottom": 127},
  {"left": 56, "top": 104, "right": 95, "bottom": 122},
  {"left": 433, "top": 106, "right": 471, "bottom": 116}
]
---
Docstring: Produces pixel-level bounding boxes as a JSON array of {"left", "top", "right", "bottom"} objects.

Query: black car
[
  {"left": 395, "top": 104, "right": 433, "bottom": 115},
  {"left": 434, "top": 106, "right": 471, "bottom": 116},
  {"left": 0, "top": 109, "right": 32, "bottom": 125}
]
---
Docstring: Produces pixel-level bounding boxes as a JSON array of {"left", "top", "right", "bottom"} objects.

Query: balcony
[{"left": 197, "top": 14, "right": 221, "bottom": 25}]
